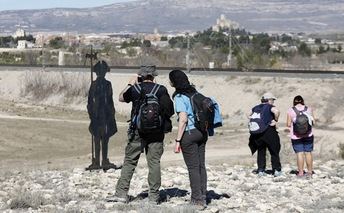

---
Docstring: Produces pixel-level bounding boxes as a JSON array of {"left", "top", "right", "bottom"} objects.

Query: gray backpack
[{"left": 293, "top": 106, "right": 312, "bottom": 137}]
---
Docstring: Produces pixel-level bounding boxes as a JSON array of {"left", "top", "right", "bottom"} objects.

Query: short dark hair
[
  {"left": 142, "top": 75, "right": 154, "bottom": 81},
  {"left": 293, "top": 95, "right": 304, "bottom": 106}
]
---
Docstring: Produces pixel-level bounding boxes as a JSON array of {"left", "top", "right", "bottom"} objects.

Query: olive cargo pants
[{"left": 115, "top": 132, "right": 164, "bottom": 202}]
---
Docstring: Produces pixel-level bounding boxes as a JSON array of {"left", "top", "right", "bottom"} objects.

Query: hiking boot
[
  {"left": 102, "top": 159, "right": 118, "bottom": 171},
  {"left": 274, "top": 170, "right": 283, "bottom": 177},
  {"left": 106, "top": 194, "right": 128, "bottom": 203}
]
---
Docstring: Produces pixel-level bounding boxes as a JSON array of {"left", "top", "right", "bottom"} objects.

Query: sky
[{"left": 0, "top": 0, "right": 135, "bottom": 11}]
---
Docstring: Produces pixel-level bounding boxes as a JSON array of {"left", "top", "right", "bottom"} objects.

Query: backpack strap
[
  {"left": 187, "top": 93, "right": 198, "bottom": 133},
  {"left": 133, "top": 83, "right": 141, "bottom": 94},
  {"left": 292, "top": 106, "right": 301, "bottom": 115},
  {"left": 150, "top": 84, "right": 161, "bottom": 96},
  {"left": 293, "top": 106, "right": 308, "bottom": 115},
  {"left": 131, "top": 83, "right": 144, "bottom": 124},
  {"left": 188, "top": 92, "right": 197, "bottom": 113}
]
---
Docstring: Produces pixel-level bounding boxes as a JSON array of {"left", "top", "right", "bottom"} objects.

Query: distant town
[{"left": 1, "top": 15, "right": 344, "bottom": 71}]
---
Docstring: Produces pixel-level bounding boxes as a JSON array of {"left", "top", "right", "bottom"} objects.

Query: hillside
[{"left": 0, "top": 0, "right": 344, "bottom": 33}]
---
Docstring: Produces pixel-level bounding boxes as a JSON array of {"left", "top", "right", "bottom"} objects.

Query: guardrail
[{"left": 0, "top": 64, "right": 343, "bottom": 75}]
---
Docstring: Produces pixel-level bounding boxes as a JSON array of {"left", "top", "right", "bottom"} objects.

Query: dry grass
[
  {"left": 9, "top": 188, "right": 47, "bottom": 209},
  {"left": 225, "top": 75, "right": 237, "bottom": 82},
  {"left": 240, "top": 77, "right": 262, "bottom": 84},
  {"left": 56, "top": 191, "right": 73, "bottom": 204},
  {"left": 20, "top": 71, "right": 89, "bottom": 101}
]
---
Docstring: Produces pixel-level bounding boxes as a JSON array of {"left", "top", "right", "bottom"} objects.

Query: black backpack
[
  {"left": 133, "top": 84, "right": 162, "bottom": 134},
  {"left": 186, "top": 92, "right": 215, "bottom": 133},
  {"left": 293, "top": 106, "right": 312, "bottom": 137},
  {"left": 248, "top": 104, "right": 270, "bottom": 135}
]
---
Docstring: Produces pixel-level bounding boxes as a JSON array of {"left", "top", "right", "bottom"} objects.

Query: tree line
[{"left": 0, "top": 27, "right": 343, "bottom": 69}]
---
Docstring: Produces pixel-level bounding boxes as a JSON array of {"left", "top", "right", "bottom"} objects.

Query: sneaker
[
  {"left": 305, "top": 172, "right": 313, "bottom": 179},
  {"left": 296, "top": 174, "right": 305, "bottom": 179},
  {"left": 190, "top": 200, "right": 207, "bottom": 211},
  {"left": 258, "top": 171, "right": 266, "bottom": 177},
  {"left": 148, "top": 195, "right": 161, "bottom": 205},
  {"left": 274, "top": 170, "right": 283, "bottom": 177},
  {"left": 296, "top": 170, "right": 305, "bottom": 178},
  {"left": 106, "top": 194, "right": 128, "bottom": 203}
]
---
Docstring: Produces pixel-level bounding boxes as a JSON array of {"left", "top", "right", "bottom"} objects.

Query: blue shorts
[{"left": 292, "top": 135, "right": 314, "bottom": 153}]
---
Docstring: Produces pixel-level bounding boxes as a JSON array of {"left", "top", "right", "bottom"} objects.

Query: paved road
[{"left": 0, "top": 65, "right": 343, "bottom": 79}]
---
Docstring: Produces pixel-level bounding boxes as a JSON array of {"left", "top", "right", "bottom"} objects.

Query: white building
[
  {"left": 17, "top": 40, "right": 27, "bottom": 49},
  {"left": 151, "top": 41, "right": 169, "bottom": 48},
  {"left": 17, "top": 40, "right": 34, "bottom": 49},
  {"left": 14, "top": 28, "right": 26, "bottom": 38},
  {"left": 212, "top": 14, "right": 239, "bottom": 32}
]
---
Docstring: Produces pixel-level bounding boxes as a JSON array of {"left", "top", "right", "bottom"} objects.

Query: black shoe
[
  {"left": 102, "top": 159, "right": 118, "bottom": 171},
  {"left": 86, "top": 161, "right": 101, "bottom": 171}
]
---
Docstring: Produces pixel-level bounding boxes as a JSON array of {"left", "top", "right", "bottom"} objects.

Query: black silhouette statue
[{"left": 86, "top": 60, "right": 118, "bottom": 171}]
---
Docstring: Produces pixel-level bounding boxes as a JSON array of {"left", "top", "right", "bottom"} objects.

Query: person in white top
[{"left": 287, "top": 95, "right": 315, "bottom": 177}]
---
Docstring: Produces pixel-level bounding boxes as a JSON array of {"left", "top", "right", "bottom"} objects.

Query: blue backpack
[
  {"left": 186, "top": 92, "right": 222, "bottom": 136},
  {"left": 208, "top": 97, "right": 223, "bottom": 136},
  {"left": 248, "top": 104, "right": 271, "bottom": 134}
]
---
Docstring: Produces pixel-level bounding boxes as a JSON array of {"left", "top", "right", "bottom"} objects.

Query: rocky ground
[{"left": 0, "top": 160, "right": 344, "bottom": 213}]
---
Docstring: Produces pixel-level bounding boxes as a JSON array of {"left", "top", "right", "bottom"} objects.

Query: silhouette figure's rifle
[
  {"left": 85, "top": 46, "right": 98, "bottom": 83},
  {"left": 84, "top": 46, "right": 98, "bottom": 171}
]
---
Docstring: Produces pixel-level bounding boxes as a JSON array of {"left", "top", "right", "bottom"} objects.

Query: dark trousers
[
  {"left": 252, "top": 126, "right": 281, "bottom": 172},
  {"left": 93, "top": 126, "right": 110, "bottom": 162},
  {"left": 94, "top": 136, "right": 109, "bottom": 162},
  {"left": 180, "top": 129, "right": 208, "bottom": 202}
]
